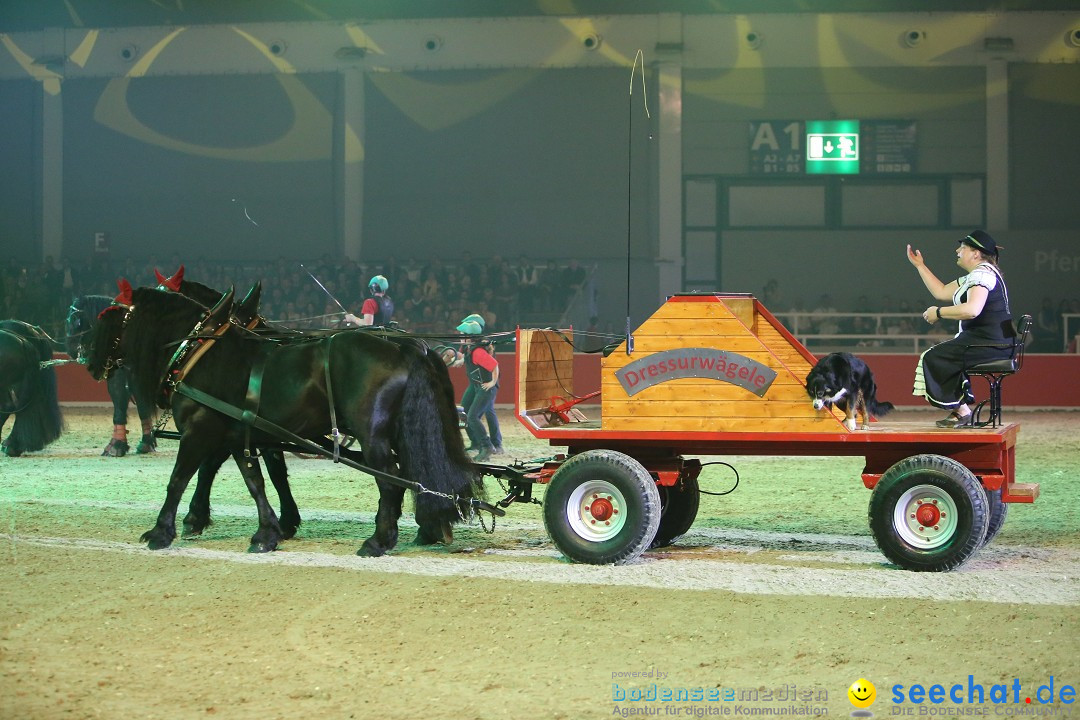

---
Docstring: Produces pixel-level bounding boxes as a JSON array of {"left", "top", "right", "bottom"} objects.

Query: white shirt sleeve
[{"left": 964, "top": 264, "right": 999, "bottom": 292}]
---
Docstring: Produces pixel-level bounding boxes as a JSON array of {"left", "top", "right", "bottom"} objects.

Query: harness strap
[
  {"left": 173, "top": 382, "right": 419, "bottom": 497},
  {"left": 323, "top": 334, "right": 342, "bottom": 462},
  {"left": 161, "top": 313, "right": 233, "bottom": 406},
  {"left": 172, "top": 322, "right": 232, "bottom": 386}
]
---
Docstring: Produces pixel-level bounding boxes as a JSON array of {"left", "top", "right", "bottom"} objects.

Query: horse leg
[
  {"left": 182, "top": 449, "right": 229, "bottom": 537},
  {"left": 0, "top": 410, "right": 16, "bottom": 456},
  {"left": 103, "top": 372, "right": 131, "bottom": 457},
  {"left": 355, "top": 409, "right": 405, "bottom": 556},
  {"left": 358, "top": 477, "right": 405, "bottom": 557},
  {"left": 134, "top": 388, "right": 157, "bottom": 454},
  {"left": 141, "top": 438, "right": 206, "bottom": 550},
  {"left": 231, "top": 449, "right": 283, "bottom": 553},
  {"left": 263, "top": 450, "right": 300, "bottom": 539}
]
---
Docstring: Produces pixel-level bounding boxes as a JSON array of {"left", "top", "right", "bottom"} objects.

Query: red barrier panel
[
  {"left": 860, "top": 354, "right": 1080, "bottom": 408},
  {"left": 56, "top": 352, "right": 1079, "bottom": 408}
]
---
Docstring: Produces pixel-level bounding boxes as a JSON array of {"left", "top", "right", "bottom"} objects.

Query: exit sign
[{"left": 805, "top": 120, "right": 859, "bottom": 174}]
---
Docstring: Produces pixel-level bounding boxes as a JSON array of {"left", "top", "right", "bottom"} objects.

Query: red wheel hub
[
  {"left": 916, "top": 502, "right": 941, "bottom": 527},
  {"left": 589, "top": 497, "right": 614, "bottom": 522}
]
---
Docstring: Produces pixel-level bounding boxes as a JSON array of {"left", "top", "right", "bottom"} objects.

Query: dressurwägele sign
[{"left": 615, "top": 348, "right": 777, "bottom": 397}]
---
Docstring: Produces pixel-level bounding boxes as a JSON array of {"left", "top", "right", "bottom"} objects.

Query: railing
[
  {"left": 1064, "top": 313, "right": 1080, "bottom": 353},
  {"left": 774, "top": 312, "right": 941, "bottom": 353}
]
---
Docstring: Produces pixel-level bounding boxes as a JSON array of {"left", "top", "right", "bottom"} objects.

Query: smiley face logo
[{"left": 848, "top": 678, "right": 876, "bottom": 709}]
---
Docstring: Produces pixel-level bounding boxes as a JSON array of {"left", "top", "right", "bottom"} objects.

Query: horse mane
[
  {"left": 123, "top": 287, "right": 208, "bottom": 409},
  {"left": 178, "top": 279, "right": 224, "bottom": 309},
  {"left": 75, "top": 295, "right": 113, "bottom": 316},
  {"left": 67, "top": 295, "right": 114, "bottom": 357}
]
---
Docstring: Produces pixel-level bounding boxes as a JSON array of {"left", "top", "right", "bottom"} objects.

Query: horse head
[
  {"left": 84, "top": 279, "right": 134, "bottom": 380},
  {"left": 65, "top": 295, "right": 111, "bottom": 361},
  {"left": 85, "top": 306, "right": 127, "bottom": 381}
]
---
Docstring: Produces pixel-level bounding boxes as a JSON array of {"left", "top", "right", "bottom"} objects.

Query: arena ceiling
[{"left": 0, "top": 0, "right": 1075, "bottom": 33}]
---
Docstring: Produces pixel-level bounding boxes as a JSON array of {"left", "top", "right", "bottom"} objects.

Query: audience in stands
[{"left": 2, "top": 252, "right": 1077, "bottom": 353}]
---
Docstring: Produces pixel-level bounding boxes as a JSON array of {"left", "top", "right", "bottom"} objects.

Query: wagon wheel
[
  {"left": 980, "top": 487, "right": 1008, "bottom": 549},
  {"left": 868, "top": 454, "right": 989, "bottom": 572},
  {"left": 650, "top": 476, "right": 700, "bottom": 549},
  {"left": 543, "top": 449, "right": 661, "bottom": 565}
]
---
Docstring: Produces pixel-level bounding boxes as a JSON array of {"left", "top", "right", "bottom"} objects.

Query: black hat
[{"left": 960, "top": 230, "right": 1001, "bottom": 258}]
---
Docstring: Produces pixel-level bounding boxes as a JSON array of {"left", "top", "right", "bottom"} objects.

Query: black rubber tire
[
  {"left": 543, "top": 449, "right": 661, "bottom": 565},
  {"left": 650, "top": 476, "right": 700, "bottom": 549},
  {"left": 868, "top": 454, "right": 989, "bottom": 572},
  {"left": 980, "top": 487, "right": 1008, "bottom": 548}
]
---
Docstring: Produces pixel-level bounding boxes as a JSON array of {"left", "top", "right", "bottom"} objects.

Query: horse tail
[
  {"left": 6, "top": 333, "right": 64, "bottom": 453},
  {"left": 394, "top": 345, "right": 481, "bottom": 527}
]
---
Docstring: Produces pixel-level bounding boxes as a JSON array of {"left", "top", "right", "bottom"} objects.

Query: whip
[{"left": 300, "top": 264, "right": 348, "bottom": 315}]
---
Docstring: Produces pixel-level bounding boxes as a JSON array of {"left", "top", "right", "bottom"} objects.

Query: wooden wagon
[{"left": 501, "top": 293, "right": 1038, "bottom": 572}]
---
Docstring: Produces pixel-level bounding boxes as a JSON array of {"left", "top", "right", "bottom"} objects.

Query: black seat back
[{"left": 1011, "top": 314, "right": 1033, "bottom": 373}]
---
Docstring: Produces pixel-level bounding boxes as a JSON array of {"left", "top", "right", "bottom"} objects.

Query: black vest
[
  {"left": 373, "top": 295, "right": 394, "bottom": 326},
  {"left": 960, "top": 264, "right": 1012, "bottom": 339},
  {"left": 464, "top": 344, "right": 494, "bottom": 384}
]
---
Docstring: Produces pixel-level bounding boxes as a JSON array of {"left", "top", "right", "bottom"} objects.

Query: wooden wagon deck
[{"left": 514, "top": 293, "right": 1036, "bottom": 504}]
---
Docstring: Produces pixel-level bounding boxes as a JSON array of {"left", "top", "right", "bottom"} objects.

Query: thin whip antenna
[{"left": 625, "top": 49, "right": 650, "bottom": 355}]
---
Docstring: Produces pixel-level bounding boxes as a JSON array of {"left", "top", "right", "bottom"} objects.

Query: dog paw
[{"left": 843, "top": 419, "right": 857, "bottom": 431}]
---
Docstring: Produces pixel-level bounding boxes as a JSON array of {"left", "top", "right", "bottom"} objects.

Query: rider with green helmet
[{"left": 344, "top": 275, "right": 393, "bottom": 326}]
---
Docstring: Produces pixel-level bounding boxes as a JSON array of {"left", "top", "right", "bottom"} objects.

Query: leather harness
[{"left": 100, "top": 303, "right": 502, "bottom": 517}]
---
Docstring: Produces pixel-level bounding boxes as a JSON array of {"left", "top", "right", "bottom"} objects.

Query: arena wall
[{"left": 55, "top": 353, "right": 1080, "bottom": 409}]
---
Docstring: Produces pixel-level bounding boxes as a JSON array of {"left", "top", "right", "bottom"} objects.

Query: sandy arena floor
[{"left": 1, "top": 406, "right": 1078, "bottom": 719}]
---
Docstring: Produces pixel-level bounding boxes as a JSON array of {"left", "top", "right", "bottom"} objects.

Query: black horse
[
  {"left": 66, "top": 294, "right": 157, "bottom": 456},
  {"left": 87, "top": 285, "right": 479, "bottom": 555},
  {"left": 155, "top": 270, "right": 302, "bottom": 539},
  {"left": 0, "top": 320, "right": 64, "bottom": 457}
]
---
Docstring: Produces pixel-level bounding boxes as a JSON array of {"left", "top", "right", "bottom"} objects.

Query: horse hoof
[
  {"left": 144, "top": 536, "right": 174, "bottom": 550},
  {"left": 140, "top": 528, "right": 174, "bottom": 550},
  {"left": 135, "top": 435, "right": 157, "bottom": 454},
  {"left": 357, "top": 540, "right": 386, "bottom": 557},
  {"left": 247, "top": 542, "right": 277, "bottom": 553},
  {"left": 102, "top": 439, "right": 129, "bottom": 457},
  {"left": 181, "top": 515, "right": 211, "bottom": 537},
  {"left": 2, "top": 443, "right": 23, "bottom": 458},
  {"left": 415, "top": 522, "right": 453, "bottom": 546},
  {"left": 280, "top": 524, "right": 298, "bottom": 541}
]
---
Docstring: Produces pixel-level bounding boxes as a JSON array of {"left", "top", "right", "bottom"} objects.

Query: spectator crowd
[
  {"left": 0, "top": 252, "right": 594, "bottom": 341},
  {"left": 1, "top": 257, "right": 1077, "bottom": 353}
]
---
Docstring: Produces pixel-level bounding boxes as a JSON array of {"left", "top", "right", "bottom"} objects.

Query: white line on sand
[{"left": 4, "top": 533, "right": 1078, "bottom": 606}]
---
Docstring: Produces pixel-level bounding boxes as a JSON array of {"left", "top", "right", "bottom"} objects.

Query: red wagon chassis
[{"left": 518, "top": 422, "right": 1032, "bottom": 504}]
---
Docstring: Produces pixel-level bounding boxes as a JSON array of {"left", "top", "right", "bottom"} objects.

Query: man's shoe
[
  {"left": 935, "top": 411, "right": 973, "bottom": 429},
  {"left": 102, "top": 439, "right": 130, "bottom": 457},
  {"left": 491, "top": 446, "right": 504, "bottom": 456},
  {"left": 473, "top": 448, "right": 492, "bottom": 462}
]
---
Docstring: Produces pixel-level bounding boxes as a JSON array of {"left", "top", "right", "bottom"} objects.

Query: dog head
[{"left": 806, "top": 373, "right": 846, "bottom": 410}]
